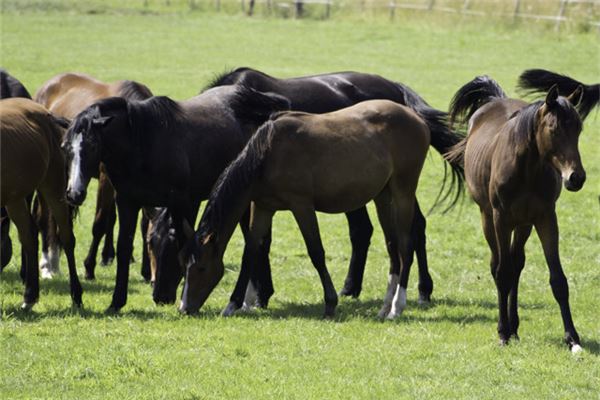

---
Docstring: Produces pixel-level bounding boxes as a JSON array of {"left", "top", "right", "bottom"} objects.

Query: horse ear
[
  {"left": 182, "top": 218, "right": 194, "bottom": 240},
  {"left": 93, "top": 115, "right": 113, "bottom": 126},
  {"left": 545, "top": 84, "right": 559, "bottom": 107},
  {"left": 201, "top": 232, "right": 214, "bottom": 246},
  {"left": 566, "top": 85, "right": 584, "bottom": 107}
]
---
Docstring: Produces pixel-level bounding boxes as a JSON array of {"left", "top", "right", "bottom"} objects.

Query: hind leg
[
  {"left": 412, "top": 201, "right": 433, "bottom": 304},
  {"left": 140, "top": 212, "right": 151, "bottom": 282},
  {"left": 35, "top": 195, "right": 61, "bottom": 279},
  {"left": 373, "top": 189, "right": 401, "bottom": 319},
  {"left": 6, "top": 199, "right": 39, "bottom": 309},
  {"left": 292, "top": 206, "right": 338, "bottom": 318},
  {"left": 0, "top": 207, "right": 13, "bottom": 271},
  {"left": 339, "top": 206, "right": 373, "bottom": 298}
]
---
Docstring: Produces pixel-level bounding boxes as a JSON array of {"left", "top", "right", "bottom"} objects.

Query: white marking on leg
[
  {"left": 67, "top": 134, "right": 83, "bottom": 194},
  {"left": 378, "top": 273, "right": 399, "bottom": 319},
  {"left": 40, "top": 251, "right": 52, "bottom": 279},
  {"left": 48, "top": 245, "right": 60, "bottom": 273},
  {"left": 388, "top": 286, "right": 407, "bottom": 319},
  {"left": 242, "top": 281, "right": 258, "bottom": 310},
  {"left": 571, "top": 344, "right": 583, "bottom": 354}
]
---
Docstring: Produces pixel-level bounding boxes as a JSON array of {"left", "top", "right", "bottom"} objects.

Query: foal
[
  {"left": 448, "top": 76, "right": 591, "bottom": 352},
  {"left": 179, "top": 100, "right": 462, "bottom": 318}
]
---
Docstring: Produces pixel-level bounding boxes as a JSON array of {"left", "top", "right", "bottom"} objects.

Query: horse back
[{"left": 0, "top": 98, "right": 60, "bottom": 203}]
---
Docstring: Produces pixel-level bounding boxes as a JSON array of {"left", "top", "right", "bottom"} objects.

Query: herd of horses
[{"left": 1, "top": 67, "right": 598, "bottom": 353}]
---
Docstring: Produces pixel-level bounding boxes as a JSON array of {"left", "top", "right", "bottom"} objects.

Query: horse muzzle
[
  {"left": 564, "top": 170, "right": 586, "bottom": 192},
  {"left": 66, "top": 188, "right": 87, "bottom": 206}
]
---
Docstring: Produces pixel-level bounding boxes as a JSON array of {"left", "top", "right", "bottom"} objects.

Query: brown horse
[
  {"left": 35, "top": 72, "right": 153, "bottom": 280},
  {"left": 0, "top": 98, "right": 82, "bottom": 309},
  {"left": 447, "top": 76, "right": 591, "bottom": 352},
  {"left": 179, "top": 99, "right": 463, "bottom": 317}
]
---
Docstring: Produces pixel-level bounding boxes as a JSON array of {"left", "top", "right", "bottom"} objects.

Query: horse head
[{"left": 535, "top": 85, "right": 585, "bottom": 192}]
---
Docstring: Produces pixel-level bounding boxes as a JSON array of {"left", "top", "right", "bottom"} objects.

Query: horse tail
[
  {"left": 394, "top": 82, "right": 465, "bottom": 212},
  {"left": 518, "top": 69, "right": 599, "bottom": 121},
  {"left": 449, "top": 75, "right": 506, "bottom": 128},
  {"left": 199, "top": 121, "right": 274, "bottom": 235},
  {"left": 231, "top": 84, "right": 290, "bottom": 127}
]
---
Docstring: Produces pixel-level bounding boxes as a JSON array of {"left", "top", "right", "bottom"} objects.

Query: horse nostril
[{"left": 567, "top": 172, "right": 586, "bottom": 191}]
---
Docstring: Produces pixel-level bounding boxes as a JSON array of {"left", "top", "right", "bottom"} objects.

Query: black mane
[
  {"left": 204, "top": 67, "right": 271, "bottom": 91},
  {"left": 0, "top": 68, "right": 32, "bottom": 99},
  {"left": 117, "top": 80, "right": 153, "bottom": 101},
  {"left": 126, "top": 96, "right": 184, "bottom": 140},
  {"left": 228, "top": 83, "right": 290, "bottom": 126}
]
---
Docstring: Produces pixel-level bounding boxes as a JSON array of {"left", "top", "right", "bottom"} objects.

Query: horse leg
[
  {"left": 239, "top": 207, "right": 274, "bottom": 309},
  {"left": 41, "top": 188, "right": 83, "bottom": 307},
  {"left": 339, "top": 206, "right": 372, "bottom": 298},
  {"left": 101, "top": 197, "right": 116, "bottom": 265},
  {"left": 412, "top": 201, "right": 433, "bottom": 304},
  {"left": 35, "top": 195, "right": 60, "bottom": 279},
  {"left": 535, "top": 211, "right": 581, "bottom": 353},
  {"left": 1, "top": 207, "right": 13, "bottom": 271},
  {"left": 508, "top": 224, "right": 532, "bottom": 340},
  {"left": 140, "top": 212, "right": 151, "bottom": 282},
  {"left": 6, "top": 199, "right": 38, "bottom": 309},
  {"left": 108, "top": 197, "right": 140, "bottom": 312},
  {"left": 481, "top": 211, "right": 498, "bottom": 281},
  {"left": 391, "top": 188, "right": 416, "bottom": 319},
  {"left": 373, "top": 189, "right": 401, "bottom": 319},
  {"left": 292, "top": 206, "right": 338, "bottom": 318},
  {"left": 223, "top": 204, "right": 274, "bottom": 316},
  {"left": 492, "top": 209, "right": 514, "bottom": 346}
]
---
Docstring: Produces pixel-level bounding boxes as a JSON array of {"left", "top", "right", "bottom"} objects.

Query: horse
[
  {"left": 0, "top": 68, "right": 32, "bottom": 273},
  {"left": 62, "top": 84, "right": 290, "bottom": 311},
  {"left": 155, "top": 67, "right": 461, "bottom": 308},
  {"left": 34, "top": 72, "right": 153, "bottom": 280},
  {"left": 0, "top": 98, "right": 82, "bottom": 310},
  {"left": 178, "top": 99, "right": 464, "bottom": 317},
  {"left": 447, "top": 75, "right": 594, "bottom": 352},
  {"left": 518, "top": 69, "right": 599, "bottom": 121}
]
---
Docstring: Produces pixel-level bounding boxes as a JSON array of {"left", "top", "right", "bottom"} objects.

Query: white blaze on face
[{"left": 67, "top": 134, "right": 83, "bottom": 194}]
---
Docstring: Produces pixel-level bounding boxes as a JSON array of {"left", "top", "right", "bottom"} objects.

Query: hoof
[
  {"left": 221, "top": 302, "right": 240, "bottom": 317},
  {"left": 105, "top": 305, "right": 121, "bottom": 314},
  {"left": 498, "top": 338, "right": 509, "bottom": 347},
  {"left": 378, "top": 304, "right": 392, "bottom": 320},
  {"left": 20, "top": 302, "right": 35, "bottom": 311},
  {"left": 571, "top": 344, "right": 583, "bottom": 354},
  {"left": 40, "top": 268, "right": 55, "bottom": 280},
  {"left": 101, "top": 257, "right": 114, "bottom": 267},
  {"left": 417, "top": 293, "right": 431, "bottom": 306},
  {"left": 339, "top": 287, "right": 360, "bottom": 298},
  {"left": 84, "top": 273, "right": 95, "bottom": 281}
]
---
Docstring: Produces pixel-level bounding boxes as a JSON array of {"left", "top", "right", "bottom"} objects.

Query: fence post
[
  {"left": 462, "top": 0, "right": 471, "bottom": 13},
  {"left": 555, "top": 0, "right": 568, "bottom": 31},
  {"left": 325, "top": 0, "right": 331, "bottom": 18},
  {"left": 513, "top": 0, "right": 521, "bottom": 21},
  {"left": 215, "top": 0, "right": 221, "bottom": 11},
  {"left": 428, "top": 0, "right": 435, "bottom": 11},
  {"left": 390, "top": 0, "right": 396, "bottom": 20}
]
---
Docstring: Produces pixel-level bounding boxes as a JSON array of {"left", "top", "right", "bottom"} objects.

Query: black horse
[
  {"left": 198, "top": 67, "right": 462, "bottom": 305},
  {"left": 0, "top": 68, "right": 32, "bottom": 271},
  {"left": 63, "top": 84, "right": 290, "bottom": 311}
]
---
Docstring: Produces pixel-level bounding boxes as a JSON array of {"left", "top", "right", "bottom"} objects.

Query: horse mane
[
  {"left": 228, "top": 83, "right": 290, "bottom": 126},
  {"left": 509, "top": 100, "right": 543, "bottom": 148},
  {"left": 517, "top": 69, "right": 599, "bottom": 121},
  {"left": 117, "top": 80, "right": 153, "bottom": 101},
  {"left": 126, "top": 96, "right": 184, "bottom": 140},
  {"left": 198, "top": 120, "right": 274, "bottom": 239},
  {"left": 204, "top": 67, "right": 271, "bottom": 91}
]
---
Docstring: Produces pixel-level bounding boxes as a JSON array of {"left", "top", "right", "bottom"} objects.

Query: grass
[{"left": 1, "top": 3, "right": 600, "bottom": 399}]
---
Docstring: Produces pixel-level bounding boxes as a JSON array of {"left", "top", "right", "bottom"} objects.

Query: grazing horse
[
  {"left": 0, "top": 98, "right": 82, "bottom": 309},
  {"left": 35, "top": 72, "right": 153, "bottom": 280},
  {"left": 0, "top": 69, "right": 32, "bottom": 272},
  {"left": 518, "top": 69, "right": 599, "bottom": 121},
  {"left": 175, "top": 67, "right": 461, "bottom": 306},
  {"left": 63, "top": 84, "right": 290, "bottom": 311},
  {"left": 447, "top": 75, "right": 593, "bottom": 352},
  {"left": 179, "top": 99, "right": 464, "bottom": 317}
]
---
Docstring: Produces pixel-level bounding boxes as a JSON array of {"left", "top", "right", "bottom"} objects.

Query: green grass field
[{"left": 1, "top": 2, "right": 599, "bottom": 399}]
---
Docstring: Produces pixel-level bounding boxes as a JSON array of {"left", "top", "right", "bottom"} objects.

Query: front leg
[
  {"left": 493, "top": 208, "right": 514, "bottom": 345},
  {"left": 108, "top": 197, "right": 140, "bottom": 312},
  {"left": 535, "top": 210, "right": 581, "bottom": 353}
]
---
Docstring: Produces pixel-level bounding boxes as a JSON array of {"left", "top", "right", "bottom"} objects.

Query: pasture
[{"left": 1, "top": 2, "right": 599, "bottom": 398}]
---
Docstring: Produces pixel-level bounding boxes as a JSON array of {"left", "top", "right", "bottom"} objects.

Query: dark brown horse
[
  {"left": 0, "top": 98, "right": 82, "bottom": 309},
  {"left": 179, "top": 100, "right": 463, "bottom": 317},
  {"left": 447, "top": 75, "right": 595, "bottom": 352},
  {"left": 35, "top": 72, "right": 153, "bottom": 280},
  {"left": 0, "top": 69, "right": 32, "bottom": 271}
]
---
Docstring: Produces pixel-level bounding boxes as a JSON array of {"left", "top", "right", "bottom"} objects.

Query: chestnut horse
[
  {"left": 0, "top": 98, "right": 82, "bottom": 309},
  {"left": 179, "top": 99, "right": 463, "bottom": 317},
  {"left": 35, "top": 72, "right": 153, "bottom": 280},
  {"left": 447, "top": 75, "right": 594, "bottom": 352}
]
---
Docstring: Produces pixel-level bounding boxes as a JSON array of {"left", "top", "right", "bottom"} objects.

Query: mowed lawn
[{"left": 1, "top": 3, "right": 599, "bottom": 399}]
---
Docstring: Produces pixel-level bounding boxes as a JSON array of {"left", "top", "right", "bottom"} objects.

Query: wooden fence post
[
  {"left": 428, "top": 0, "right": 435, "bottom": 11},
  {"left": 513, "top": 0, "right": 521, "bottom": 21},
  {"left": 555, "top": 0, "right": 568, "bottom": 31},
  {"left": 462, "top": 0, "right": 471, "bottom": 13},
  {"left": 390, "top": 0, "right": 396, "bottom": 20}
]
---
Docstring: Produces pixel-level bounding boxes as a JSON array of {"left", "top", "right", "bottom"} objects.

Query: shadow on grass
[{"left": 2, "top": 304, "right": 173, "bottom": 323}]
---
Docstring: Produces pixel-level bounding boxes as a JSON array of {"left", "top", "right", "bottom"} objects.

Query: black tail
[
  {"left": 518, "top": 69, "right": 599, "bottom": 121},
  {"left": 395, "top": 82, "right": 465, "bottom": 212},
  {"left": 230, "top": 84, "right": 290, "bottom": 127},
  {"left": 449, "top": 75, "right": 506, "bottom": 128}
]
